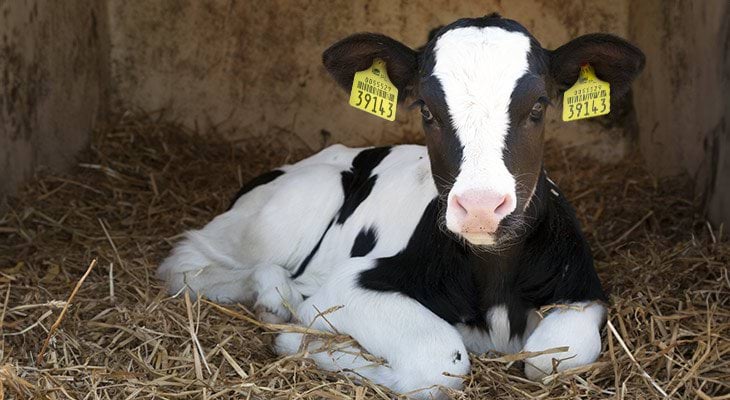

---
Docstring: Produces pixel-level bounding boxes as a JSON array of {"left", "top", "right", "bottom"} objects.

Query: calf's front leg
[
  {"left": 276, "top": 258, "right": 470, "bottom": 399},
  {"left": 522, "top": 302, "right": 606, "bottom": 380}
]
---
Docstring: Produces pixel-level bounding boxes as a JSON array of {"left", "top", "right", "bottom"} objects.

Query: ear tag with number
[
  {"left": 349, "top": 59, "right": 398, "bottom": 121},
  {"left": 562, "top": 64, "right": 611, "bottom": 122}
]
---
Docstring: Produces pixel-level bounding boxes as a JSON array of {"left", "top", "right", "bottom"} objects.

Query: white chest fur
[{"left": 457, "top": 305, "right": 540, "bottom": 355}]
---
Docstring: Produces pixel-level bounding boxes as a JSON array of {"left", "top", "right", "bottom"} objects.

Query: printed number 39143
[
  {"left": 567, "top": 98, "right": 607, "bottom": 119},
  {"left": 356, "top": 89, "right": 394, "bottom": 118}
]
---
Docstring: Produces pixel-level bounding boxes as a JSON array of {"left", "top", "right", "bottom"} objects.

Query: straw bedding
[{"left": 0, "top": 111, "right": 727, "bottom": 399}]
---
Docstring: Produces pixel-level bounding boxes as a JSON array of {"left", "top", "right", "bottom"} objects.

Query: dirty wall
[
  {"left": 107, "top": 0, "right": 631, "bottom": 154},
  {"left": 2, "top": 0, "right": 729, "bottom": 226},
  {"left": 0, "top": 0, "right": 109, "bottom": 196}
]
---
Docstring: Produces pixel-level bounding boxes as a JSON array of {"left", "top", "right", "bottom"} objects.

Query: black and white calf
[{"left": 158, "top": 14, "right": 644, "bottom": 398}]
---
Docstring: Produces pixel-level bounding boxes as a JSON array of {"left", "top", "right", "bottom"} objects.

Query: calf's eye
[
  {"left": 421, "top": 104, "right": 435, "bottom": 123},
  {"left": 529, "top": 102, "right": 545, "bottom": 121}
]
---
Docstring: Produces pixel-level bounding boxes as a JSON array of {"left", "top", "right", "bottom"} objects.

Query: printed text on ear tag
[
  {"left": 562, "top": 64, "right": 611, "bottom": 122},
  {"left": 349, "top": 59, "right": 398, "bottom": 121}
]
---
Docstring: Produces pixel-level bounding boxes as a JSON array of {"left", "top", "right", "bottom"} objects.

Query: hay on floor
[{"left": 0, "top": 111, "right": 728, "bottom": 399}]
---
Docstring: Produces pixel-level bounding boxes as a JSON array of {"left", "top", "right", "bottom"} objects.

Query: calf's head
[{"left": 324, "top": 14, "right": 644, "bottom": 247}]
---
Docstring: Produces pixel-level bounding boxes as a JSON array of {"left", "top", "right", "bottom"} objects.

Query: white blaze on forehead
[{"left": 433, "top": 26, "right": 531, "bottom": 194}]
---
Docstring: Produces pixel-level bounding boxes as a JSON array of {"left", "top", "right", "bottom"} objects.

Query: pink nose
[{"left": 451, "top": 190, "right": 515, "bottom": 233}]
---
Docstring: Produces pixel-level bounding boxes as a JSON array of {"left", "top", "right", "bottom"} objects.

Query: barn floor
[{"left": 0, "top": 112, "right": 728, "bottom": 399}]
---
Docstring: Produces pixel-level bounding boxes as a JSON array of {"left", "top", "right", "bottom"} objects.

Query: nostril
[
  {"left": 451, "top": 195, "right": 468, "bottom": 218},
  {"left": 493, "top": 195, "right": 513, "bottom": 217}
]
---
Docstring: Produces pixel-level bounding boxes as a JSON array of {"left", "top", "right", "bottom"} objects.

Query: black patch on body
[
  {"left": 358, "top": 175, "right": 606, "bottom": 337},
  {"left": 227, "top": 169, "right": 285, "bottom": 210},
  {"left": 513, "top": 174, "right": 607, "bottom": 306},
  {"left": 359, "top": 199, "right": 481, "bottom": 325},
  {"left": 351, "top": 227, "right": 378, "bottom": 257},
  {"left": 292, "top": 147, "right": 391, "bottom": 279},
  {"left": 337, "top": 146, "right": 392, "bottom": 224},
  {"left": 291, "top": 218, "right": 336, "bottom": 279}
]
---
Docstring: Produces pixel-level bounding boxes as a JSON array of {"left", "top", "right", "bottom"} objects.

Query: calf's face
[
  {"left": 324, "top": 15, "right": 644, "bottom": 247},
  {"left": 419, "top": 22, "right": 549, "bottom": 246}
]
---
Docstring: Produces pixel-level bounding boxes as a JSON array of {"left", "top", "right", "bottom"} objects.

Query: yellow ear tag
[
  {"left": 562, "top": 64, "right": 611, "bottom": 122},
  {"left": 349, "top": 59, "right": 398, "bottom": 121}
]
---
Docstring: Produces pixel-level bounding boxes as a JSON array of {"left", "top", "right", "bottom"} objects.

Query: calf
[{"left": 158, "top": 14, "right": 644, "bottom": 398}]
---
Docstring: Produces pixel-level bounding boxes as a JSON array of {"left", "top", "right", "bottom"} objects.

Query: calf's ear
[
  {"left": 323, "top": 33, "right": 419, "bottom": 102},
  {"left": 550, "top": 34, "right": 645, "bottom": 99}
]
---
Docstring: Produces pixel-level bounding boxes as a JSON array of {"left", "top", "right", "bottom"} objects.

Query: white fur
[
  {"left": 523, "top": 302, "right": 606, "bottom": 380},
  {"left": 157, "top": 145, "right": 361, "bottom": 303},
  {"left": 251, "top": 264, "right": 303, "bottom": 323},
  {"left": 486, "top": 305, "right": 523, "bottom": 353},
  {"left": 158, "top": 145, "right": 437, "bottom": 315},
  {"left": 432, "top": 27, "right": 532, "bottom": 242},
  {"left": 458, "top": 307, "right": 542, "bottom": 355},
  {"left": 277, "top": 258, "right": 470, "bottom": 399},
  {"left": 293, "top": 145, "right": 436, "bottom": 295}
]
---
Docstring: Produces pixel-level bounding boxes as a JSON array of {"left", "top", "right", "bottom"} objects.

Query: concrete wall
[
  {"left": 629, "top": 0, "right": 730, "bottom": 225},
  {"left": 0, "top": 0, "right": 636, "bottom": 198},
  {"left": 107, "top": 0, "right": 632, "bottom": 157},
  {"left": 705, "top": 4, "right": 730, "bottom": 226},
  {"left": 0, "top": 0, "right": 110, "bottom": 196},
  {"left": 3, "top": 1, "right": 728, "bottom": 225}
]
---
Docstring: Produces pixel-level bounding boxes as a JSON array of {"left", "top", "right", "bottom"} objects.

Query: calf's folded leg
[
  {"left": 522, "top": 302, "right": 606, "bottom": 380},
  {"left": 276, "top": 258, "right": 469, "bottom": 399}
]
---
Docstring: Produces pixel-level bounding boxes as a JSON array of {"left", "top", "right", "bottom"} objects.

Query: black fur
[
  {"left": 359, "top": 198, "right": 481, "bottom": 325},
  {"left": 417, "top": 55, "right": 462, "bottom": 194},
  {"left": 550, "top": 34, "right": 645, "bottom": 99},
  {"left": 323, "top": 34, "right": 419, "bottom": 102},
  {"left": 351, "top": 227, "right": 378, "bottom": 257},
  {"left": 292, "top": 147, "right": 391, "bottom": 279},
  {"left": 337, "top": 146, "right": 392, "bottom": 224},
  {"left": 359, "top": 173, "right": 606, "bottom": 336},
  {"left": 227, "top": 170, "right": 284, "bottom": 210},
  {"left": 291, "top": 218, "right": 336, "bottom": 279}
]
